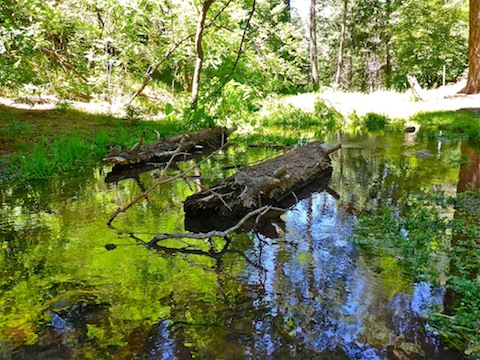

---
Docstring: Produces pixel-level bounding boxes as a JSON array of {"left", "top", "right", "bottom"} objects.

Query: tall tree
[
  {"left": 463, "top": 0, "right": 480, "bottom": 94},
  {"left": 191, "top": 0, "right": 215, "bottom": 109},
  {"left": 334, "top": 0, "right": 348, "bottom": 86},
  {"left": 309, "top": 0, "right": 319, "bottom": 89}
]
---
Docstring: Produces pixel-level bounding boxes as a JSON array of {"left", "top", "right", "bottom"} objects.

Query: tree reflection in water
[{"left": 242, "top": 192, "right": 455, "bottom": 359}]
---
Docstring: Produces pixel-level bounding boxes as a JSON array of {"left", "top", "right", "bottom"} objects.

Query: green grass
[
  {"left": 411, "top": 110, "right": 480, "bottom": 146},
  {"left": 0, "top": 104, "right": 195, "bottom": 182},
  {"left": 237, "top": 99, "right": 343, "bottom": 146}
]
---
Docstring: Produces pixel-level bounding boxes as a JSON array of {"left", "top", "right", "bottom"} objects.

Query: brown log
[
  {"left": 103, "top": 125, "right": 236, "bottom": 166},
  {"left": 184, "top": 141, "right": 341, "bottom": 219}
]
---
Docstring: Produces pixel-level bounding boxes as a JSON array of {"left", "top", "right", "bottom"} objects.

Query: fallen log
[
  {"left": 185, "top": 168, "right": 336, "bottom": 234},
  {"left": 103, "top": 125, "right": 236, "bottom": 166},
  {"left": 184, "top": 140, "right": 341, "bottom": 220}
]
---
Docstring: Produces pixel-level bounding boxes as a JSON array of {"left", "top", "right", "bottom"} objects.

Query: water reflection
[
  {"left": 0, "top": 133, "right": 477, "bottom": 359},
  {"left": 242, "top": 193, "right": 452, "bottom": 359},
  {"left": 457, "top": 141, "right": 480, "bottom": 192}
]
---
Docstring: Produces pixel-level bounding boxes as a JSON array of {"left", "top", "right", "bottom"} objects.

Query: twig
[
  {"left": 186, "top": 177, "right": 233, "bottom": 211},
  {"left": 131, "top": 130, "right": 146, "bottom": 160},
  {"left": 107, "top": 141, "right": 229, "bottom": 226},
  {"left": 224, "top": 0, "right": 256, "bottom": 81},
  {"left": 254, "top": 205, "right": 271, "bottom": 225},
  {"left": 149, "top": 205, "right": 280, "bottom": 245}
]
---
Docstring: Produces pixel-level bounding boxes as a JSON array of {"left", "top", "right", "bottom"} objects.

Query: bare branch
[
  {"left": 149, "top": 205, "right": 285, "bottom": 245},
  {"left": 107, "top": 141, "right": 230, "bottom": 226},
  {"left": 41, "top": 47, "right": 89, "bottom": 82},
  {"left": 225, "top": 0, "right": 256, "bottom": 82},
  {"left": 186, "top": 177, "right": 233, "bottom": 211}
]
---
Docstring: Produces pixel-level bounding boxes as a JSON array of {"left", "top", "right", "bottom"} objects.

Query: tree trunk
[
  {"left": 464, "top": 0, "right": 480, "bottom": 94},
  {"left": 191, "top": 0, "right": 215, "bottom": 109},
  {"left": 334, "top": 0, "right": 348, "bottom": 86},
  {"left": 309, "top": 0, "right": 319, "bottom": 90}
]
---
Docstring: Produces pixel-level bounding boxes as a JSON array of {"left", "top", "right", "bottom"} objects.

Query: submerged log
[
  {"left": 103, "top": 125, "right": 236, "bottom": 166},
  {"left": 184, "top": 141, "right": 341, "bottom": 220}
]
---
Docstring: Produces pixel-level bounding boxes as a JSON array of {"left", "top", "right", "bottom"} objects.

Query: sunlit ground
[
  {"left": 285, "top": 81, "right": 480, "bottom": 119},
  {"left": 2, "top": 80, "right": 480, "bottom": 123}
]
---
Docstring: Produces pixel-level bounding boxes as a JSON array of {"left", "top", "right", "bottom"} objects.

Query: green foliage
[
  {"left": 235, "top": 98, "right": 342, "bottom": 146},
  {"left": 211, "top": 80, "right": 259, "bottom": 121},
  {"left": 346, "top": 112, "right": 391, "bottom": 133},
  {"left": 263, "top": 99, "right": 341, "bottom": 131},
  {"left": 352, "top": 190, "right": 480, "bottom": 357},
  {"left": 326, "top": 0, "right": 468, "bottom": 91},
  {"left": 389, "top": 0, "right": 467, "bottom": 89},
  {"left": 182, "top": 106, "right": 217, "bottom": 129},
  {"left": 0, "top": 0, "right": 309, "bottom": 116},
  {"left": 123, "top": 104, "right": 143, "bottom": 124},
  {"left": 362, "top": 113, "right": 390, "bottom": 130}
]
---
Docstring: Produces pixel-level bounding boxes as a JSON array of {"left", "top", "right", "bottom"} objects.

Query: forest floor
[
  {"left": 285, "top": 80, "right": 480, "bottom": 119},
  {"left": 1, "top": 81, "right": 479, "bottom": 164},
  {"left": 2, "top": 81, "right": 480, "bottom": 121}
]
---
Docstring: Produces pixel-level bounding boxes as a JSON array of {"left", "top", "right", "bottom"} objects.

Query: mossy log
[
  {"left": 184, "top": 141, "right": 341, "bottom": 219},
  {"left": 103, "top": 125, "right": 236, "bottom": 166}
]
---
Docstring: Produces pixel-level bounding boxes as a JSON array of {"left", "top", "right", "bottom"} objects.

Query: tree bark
[
  {"left": 464, "top": 0, "right": 480, "bottom": 94},
  {"left": 309, "top": 0, "right": 319, "bottom": 90},
  {"left": 191, "top": 0, "right": 215, "bottom": 109},
  {"left": 334, "top": 0, "right": 348, "bottom": 87},
  {"left": 184, "top": 141, "right": 340, "bottom": 219},
  {"left": 128, "top": 0, "right": 232, "bottom": 104}
]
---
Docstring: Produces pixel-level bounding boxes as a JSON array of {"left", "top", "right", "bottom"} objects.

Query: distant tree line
[{"left": 0, "top": 0, "right": 475, "bottom": 110}]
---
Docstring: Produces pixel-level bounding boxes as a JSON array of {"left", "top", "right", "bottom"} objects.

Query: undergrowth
[
  {"left": 352, "top": 189, "right": 480, "bottom": 358},
  {"left": 235, "top": 99, "right": 343, "bottom": 146}
]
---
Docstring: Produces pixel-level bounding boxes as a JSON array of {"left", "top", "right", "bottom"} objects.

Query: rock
[{"left": 414, "top": 149, "right": 433, "bottom": 158}]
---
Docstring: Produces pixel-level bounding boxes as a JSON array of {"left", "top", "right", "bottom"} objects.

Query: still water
[{"left": 0, "top": 128, "right": 478, "bottom": 359}]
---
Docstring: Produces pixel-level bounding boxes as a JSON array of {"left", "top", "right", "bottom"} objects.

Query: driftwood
[
  {"left": 107, "top": 141, "right": 230, "bottom": 226},
  {"left": 103, "top": 125, "right": 236, "bottom": 166},
  {"left": 407, "top": 75, "right": 425, "bottom": 101},
  {"left": 184, "top": 141, "right": 341, "bottom": 220}
]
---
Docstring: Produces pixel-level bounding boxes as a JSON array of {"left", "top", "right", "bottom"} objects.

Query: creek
[{"left": 0, "top": 127, "right": 478, "bottom": 359}]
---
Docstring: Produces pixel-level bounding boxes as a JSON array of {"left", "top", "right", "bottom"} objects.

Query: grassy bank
[
  {"left": 1, "top": 93, "right": 480, "bottom": 183},
  {"left": 412, "top": 110, "right": 480, "bottom": 146},
  {"left": 0, "top": 104, "right": 195, "bottom": 181}
]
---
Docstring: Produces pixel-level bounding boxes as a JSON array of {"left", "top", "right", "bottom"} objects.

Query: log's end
[
  {"left": 324, "top": 143, "right": 342, "bottom": 155},
  {"left": 103, "top": 155, "right": 130, "bottom": 165},
  {"left": 225, "top": 125, "right": 238, "bottom": 136}
]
